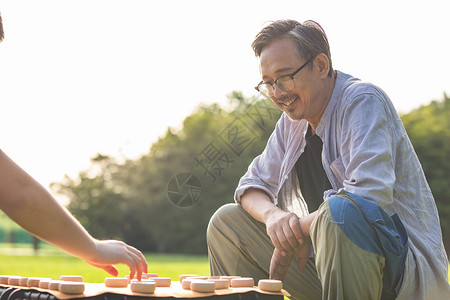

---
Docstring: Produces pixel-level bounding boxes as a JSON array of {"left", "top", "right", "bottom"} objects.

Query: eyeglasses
[{"left": 255, "top": 57, "right": 313, "bottom": 98}]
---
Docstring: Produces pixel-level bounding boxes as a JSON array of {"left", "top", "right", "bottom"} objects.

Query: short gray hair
[{"left": 251, "top": 20, "right": 333, "bottom": 77}]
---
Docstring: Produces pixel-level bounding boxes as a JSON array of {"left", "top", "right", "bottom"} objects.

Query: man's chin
[{"left": 284, "top": 111, "right": 303, "bottom": 122}]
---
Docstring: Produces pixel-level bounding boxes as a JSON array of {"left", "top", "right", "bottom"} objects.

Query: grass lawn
[
  {"left": 0, "top": 244, "right": 209, "bottom": 283},
  {"left": 1, "top": 244, "right": 449, "bottom": 285}
]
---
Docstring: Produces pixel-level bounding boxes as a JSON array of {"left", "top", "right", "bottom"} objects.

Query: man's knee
[
  {"left": 207, "top": 203, "right": 242, "bottom": 241},
  {"left": 208, "top": 203, "right": 240, "bottom": 227},
  {"left": 207, "top": 203, "right": 267, "bottom": 249},
  {"left": 326, "top": 191, "right": 406, "bottom": 256},
  {"left": 319, "top": 191, "right": 387, "bottom": 255}
]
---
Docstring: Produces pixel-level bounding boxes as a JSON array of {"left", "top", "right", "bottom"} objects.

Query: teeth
[{"left": 282, "top": 98, "right": 295, "bottom": 106}]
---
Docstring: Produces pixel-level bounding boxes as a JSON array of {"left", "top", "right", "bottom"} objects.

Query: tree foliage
[{"left": 51, "top": 92, "right": 281, "bottom": 254}]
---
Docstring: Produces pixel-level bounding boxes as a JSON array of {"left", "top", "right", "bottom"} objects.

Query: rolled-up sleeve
[{"left": 234, "top": 115, "right": 288, "bottom": 205}]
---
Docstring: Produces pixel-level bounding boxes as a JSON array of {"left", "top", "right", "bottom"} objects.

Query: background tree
[{"left": 52, "top": 92, "right": 281, "bottom": 254}]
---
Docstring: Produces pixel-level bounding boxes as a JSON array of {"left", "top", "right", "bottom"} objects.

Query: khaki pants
[{"left": 206, "top": 190, "right": 407, "bottom": 300}]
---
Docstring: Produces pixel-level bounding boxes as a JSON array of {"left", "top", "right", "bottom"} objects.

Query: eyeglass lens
[{"left": 259, "top": 76, "right": 295, "bottom": 97}]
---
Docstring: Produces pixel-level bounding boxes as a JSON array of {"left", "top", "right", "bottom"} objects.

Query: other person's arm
[{"left": 0, "top": 150, "right": 147, "bottom": 279}]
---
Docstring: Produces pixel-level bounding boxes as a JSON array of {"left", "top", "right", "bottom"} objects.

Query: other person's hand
[{"left": 84, "top": 240, "right": 148, "bottom": 280}]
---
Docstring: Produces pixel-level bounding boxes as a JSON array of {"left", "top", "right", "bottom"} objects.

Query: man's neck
[{"left": 309, "top": 71, "right": 337, "bottom": 133}]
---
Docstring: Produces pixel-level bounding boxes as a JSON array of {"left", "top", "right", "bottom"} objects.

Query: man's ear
[{"left": 314, "top": 53, "right": 330, "bottom": 79}]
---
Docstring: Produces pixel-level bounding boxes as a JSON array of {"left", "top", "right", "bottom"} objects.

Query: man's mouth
[{"left": 278, "top": 96, "right": 297, "bottom": 107}]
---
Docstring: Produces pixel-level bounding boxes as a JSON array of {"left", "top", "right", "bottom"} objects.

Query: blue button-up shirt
[{"left": 235, "top": 71, "right": 450, "bottom": 299}]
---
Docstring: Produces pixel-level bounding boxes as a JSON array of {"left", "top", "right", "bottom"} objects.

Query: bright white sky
[{"left": 1, "top": 0, "right": 449, "bottom": 192}]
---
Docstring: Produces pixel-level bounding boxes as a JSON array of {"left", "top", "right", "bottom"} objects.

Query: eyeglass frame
[{"left": 254, "top": 57, "right": 314, "bottom": 98}]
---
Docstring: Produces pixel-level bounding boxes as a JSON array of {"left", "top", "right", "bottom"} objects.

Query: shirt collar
[{"left": 316, "top": 70, "right": 347, "bottom": 139}]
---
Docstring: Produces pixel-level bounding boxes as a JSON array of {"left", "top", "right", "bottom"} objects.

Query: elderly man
[{"left": 207, "top": 19, "right": 450, "bottom": 299}]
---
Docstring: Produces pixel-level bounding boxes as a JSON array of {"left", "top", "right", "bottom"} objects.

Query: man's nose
[{"left": 272, "top": 83, "right": 287, "bottom": 98}]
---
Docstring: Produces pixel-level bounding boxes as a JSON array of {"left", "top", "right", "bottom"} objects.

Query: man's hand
[
  {"left": 264, "top": 209, "right": 304, "bottom": 256},
  {"left": 239, "top": 188, "right": 318, "bottom": 281},
  {"left": 270, "top": 248, "right": 294, "bottom": 281},
  {"left": 269, "top": 236, "right": 312, "bottom": 280},
  {"left": 292, "top": 236, "right": 312, "bottom": 274},
  {"left": 240, "top": 189, "right": 318, "bottom": 257}
]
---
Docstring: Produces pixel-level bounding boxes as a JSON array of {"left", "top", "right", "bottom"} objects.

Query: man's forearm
[
  {"left": 240, "top": 187, "right": 278, "bottom": 224},
  {"left": 299, "top": 210, "right": 318, "bottom": 237},
  {"left": 240, "top": 187, "right": 318, "bottom": 236}
]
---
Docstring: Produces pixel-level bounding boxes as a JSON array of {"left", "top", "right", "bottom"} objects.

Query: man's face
[{"left": 259, "top": 37, "right": 324, "bottom": 123}]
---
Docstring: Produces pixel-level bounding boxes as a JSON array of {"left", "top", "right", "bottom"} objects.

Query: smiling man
[{"left": 207, "top": 20, "right": 450, "bottom": 299}]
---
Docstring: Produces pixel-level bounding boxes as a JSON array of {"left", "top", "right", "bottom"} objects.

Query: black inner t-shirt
[{"left": 295, "top": 125, "right": 332, "bottom": 212}]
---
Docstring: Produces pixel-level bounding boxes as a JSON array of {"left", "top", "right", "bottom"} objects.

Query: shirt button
[
  {"left": 300, "top": 149, "right": 305, "bottom": 153},
  {"left": 284, "top": 175, "right": 288, "bottom": 180}
]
